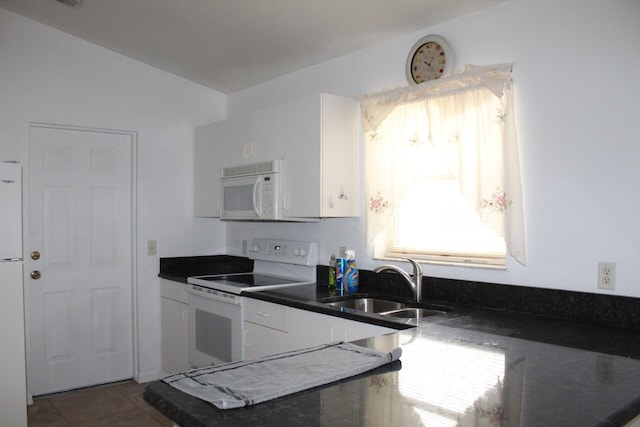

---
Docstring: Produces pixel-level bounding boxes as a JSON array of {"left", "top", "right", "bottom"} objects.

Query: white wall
[
  {"left": 225, "top": 0, "right": 640, "bottom": 298},
  {"left": 0, "top": 8, "right": 227, "bottom": 382}
]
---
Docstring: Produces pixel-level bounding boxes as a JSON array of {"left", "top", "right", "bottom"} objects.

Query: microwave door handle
[{"left": 252, "top": 177, "right": 261, "bottom": 217}]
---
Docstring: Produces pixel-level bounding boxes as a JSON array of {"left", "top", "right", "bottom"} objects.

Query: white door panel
[{"left": 28, "top": 125, "right": 134, "bottom": 396}]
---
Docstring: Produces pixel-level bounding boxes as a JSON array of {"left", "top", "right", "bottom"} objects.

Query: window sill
[{"left": 373, "top": 254, "right": 507, "bottom": 271}]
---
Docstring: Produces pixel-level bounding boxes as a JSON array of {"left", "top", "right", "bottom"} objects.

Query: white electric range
[{"left": 186, "top": 238, "right": 318, "bottom": 367}]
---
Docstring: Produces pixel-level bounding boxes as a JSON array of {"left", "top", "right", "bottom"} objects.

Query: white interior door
[{"left": 28, "top": 124, "right": 134, "bottom": 396}]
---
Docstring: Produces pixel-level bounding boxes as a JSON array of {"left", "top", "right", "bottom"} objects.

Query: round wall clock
[{"left": 406, "top": 35, "right": 452, "bottom": 85}]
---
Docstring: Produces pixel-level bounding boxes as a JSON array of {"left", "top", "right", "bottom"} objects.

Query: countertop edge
[{"left": 241, "top": 288, "right": 417, "bottom": 331}]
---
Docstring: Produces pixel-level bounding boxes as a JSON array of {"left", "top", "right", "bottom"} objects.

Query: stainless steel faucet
[{"left": 373, "top": 258, "right": 423, "bottom": 302}]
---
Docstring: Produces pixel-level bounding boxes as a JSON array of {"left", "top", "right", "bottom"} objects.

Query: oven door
[{"left": 187, "top": 287, "right": 244, "bottom": 368}]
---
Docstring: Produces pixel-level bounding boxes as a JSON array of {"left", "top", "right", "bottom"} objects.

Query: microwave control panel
[{"left": 260, "top": 176, "right": 274, "bottom": 217}]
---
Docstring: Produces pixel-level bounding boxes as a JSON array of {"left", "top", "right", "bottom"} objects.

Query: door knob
[
  {"left": 31, "top": 270, "right": 41, "bottom": 280},
  {"left": 31, "top": 251, "right": 41, "bottom": 260}
]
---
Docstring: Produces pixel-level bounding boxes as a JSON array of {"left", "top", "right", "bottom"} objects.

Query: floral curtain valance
[
  {"left": 361, "top": 63, "right": 526, "bottom": 266},
  {"left": 361, "top": 64, "right": 514, "bottom": 133}
]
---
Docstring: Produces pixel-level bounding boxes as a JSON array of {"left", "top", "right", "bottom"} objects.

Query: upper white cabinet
[
  {"left": 194, "top": 120, "right": 227, "bottom": 217},
  {"left": 194, "top": 93, "right": 360, "bottom": 219},
  {"left": 227, "top": 103, "right": 284, "bottom": 165},
  {"left": 283, "top": 93, "right": 359, "bottom": 218}
]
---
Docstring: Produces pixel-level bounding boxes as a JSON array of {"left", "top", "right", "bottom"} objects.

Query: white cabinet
[
  {"left": 243, "top": 298, "right": 291, "bottom": 359},
  {"left": 244, "top": 322, "right": 290, "bottom": 360},
  {"left": 287, "top": 305, "right": 395, "bottom": 349},
  {"left": 161, "top": 279, "right": 191, "bottom": 373},
  {"left": 228, "top": 103, "right": 284, "bottom": 165},
  {"left": 194, "top": 120, "right": 227, "bottom": 217},
  {"left": 243, "top": 298, "right": 395, "bottom": 359},
  {"left": 283, "top": 93, "right": 360, "bottom": 218},
  {"left": 193, "top": 93, "right": 360, "bottom": 219},
  {"left": 194, "top": 104, "right": 284, "bottom": 217}
]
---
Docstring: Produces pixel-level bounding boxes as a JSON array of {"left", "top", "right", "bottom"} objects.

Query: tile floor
[{"left": 27, "top": 380, "right": 175, "bottom": 426}]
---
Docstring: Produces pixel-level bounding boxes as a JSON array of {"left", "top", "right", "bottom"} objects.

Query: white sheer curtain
[{"left": 361, "top": 64, "right": 526, "bottom": 266}]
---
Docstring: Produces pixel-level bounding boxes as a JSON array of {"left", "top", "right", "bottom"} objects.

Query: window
[
  {"left": 390, "top": 179, "right": 507, "bottom": 264},
  {"left": 362, "top": 64, "right": 525, "bottom": 267}
]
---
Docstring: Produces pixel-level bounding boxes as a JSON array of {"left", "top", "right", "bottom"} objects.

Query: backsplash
[
  {"left": 317, "top": 265, "right": 640, "bottom": 330},
  {"left": 158, "top": 257, "right": 640, "bottom": 330}
]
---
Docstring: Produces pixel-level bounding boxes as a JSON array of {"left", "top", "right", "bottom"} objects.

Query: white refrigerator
[{"left": 0, "top": 161, "right": 27, "bottom": 426}]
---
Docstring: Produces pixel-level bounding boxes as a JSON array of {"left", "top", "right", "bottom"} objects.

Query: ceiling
[{"left": 0, "top": 0, "right": 506, "bottom": 94}]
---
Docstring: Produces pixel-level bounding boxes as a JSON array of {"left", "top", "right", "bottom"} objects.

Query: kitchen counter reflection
[
  {"left": 337, "top": 326, "right": 640, "bottom": 426},
  {"left": 340, "top": 331, "right": 510, "bottom": 426},
  {"left": 144, "top": 319, "right": 640, "bottom": 426}
]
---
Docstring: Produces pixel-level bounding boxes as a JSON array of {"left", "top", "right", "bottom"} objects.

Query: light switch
[{"left": 147, "top": 240, "right": 157, "bottom": 256}]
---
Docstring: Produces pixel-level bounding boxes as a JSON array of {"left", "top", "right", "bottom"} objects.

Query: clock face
[
  {"left": 406, "top": 35, "right": 452, "bottom": 85},
  {"left": 411, "top": 42, "right": 446, "bottom": 83}
]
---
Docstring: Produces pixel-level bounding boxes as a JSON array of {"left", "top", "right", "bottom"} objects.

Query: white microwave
[{"left": 220, "top": 160, "right": 283, "bottom": 220}]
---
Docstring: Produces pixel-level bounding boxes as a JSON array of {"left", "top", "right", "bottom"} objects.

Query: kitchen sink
[
  {"left": 383, "top": 307, "right": 448, "bottom": 318},
  {"left": 320, "top": 295, "right": 452, "bottom": 324},
  {"left": 324, "top": 297, "right": 407, "bottom": 313}
]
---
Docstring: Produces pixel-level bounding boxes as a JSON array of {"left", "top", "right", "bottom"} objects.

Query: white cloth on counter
[{"left": 163, "top": 342, "right": 402, "bottom": 410}]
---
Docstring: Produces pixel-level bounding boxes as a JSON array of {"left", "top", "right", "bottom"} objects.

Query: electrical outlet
[
  {"left": 597, "top": 355, "right": 614, "bottom": 385},
  {"left": 147, "top": 240, "right": 157, "bottom": 256},
  {"left": 597, "top": 261, "right": 616, "bottom": 290}
]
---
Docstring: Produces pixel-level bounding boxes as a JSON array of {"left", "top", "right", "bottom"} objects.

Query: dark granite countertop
[
  {"left": 246, "top": 284, "right": 640, "bottom": 360},
  {"left": 158, "top": 255, "right": 253, "bottom": 283},
  {"left": 145, "top": 313, "right": 640, "bottom": 426},
  {"left": 150, "top": 256, "right": 640, "bottom": 426}
]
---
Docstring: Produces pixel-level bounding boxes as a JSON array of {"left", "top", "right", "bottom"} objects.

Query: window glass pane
[{"left": 390, "top": 180, "right": 506, "bottom": 261}]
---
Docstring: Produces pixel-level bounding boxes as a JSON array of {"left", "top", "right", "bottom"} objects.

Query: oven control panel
[{"left": 248, "top": 239, "right": 318, "bottom": 266}]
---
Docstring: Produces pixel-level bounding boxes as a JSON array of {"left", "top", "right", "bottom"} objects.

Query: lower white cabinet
[
  {"left": 243, "top": 298, "right": 395, "bottom": 359},
  {"left": 160, "top": 279, "right": 191, "bottom": 373},
  {"left": 244, "top": 322, "right": 289, "bottom": 360},
  {"left": 288, "top": 307, "right": 394, "bottom": 348},
  {"left": 243, "top": 298, "right": 289, "bottom": 359}
]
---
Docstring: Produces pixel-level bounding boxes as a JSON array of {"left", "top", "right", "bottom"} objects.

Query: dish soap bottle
[
  {"left": 328, "top": 254, "right": 336, "bottom": 295},
  {"left": 344, "top": 250, "right": 359, "bottom": 294}
]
